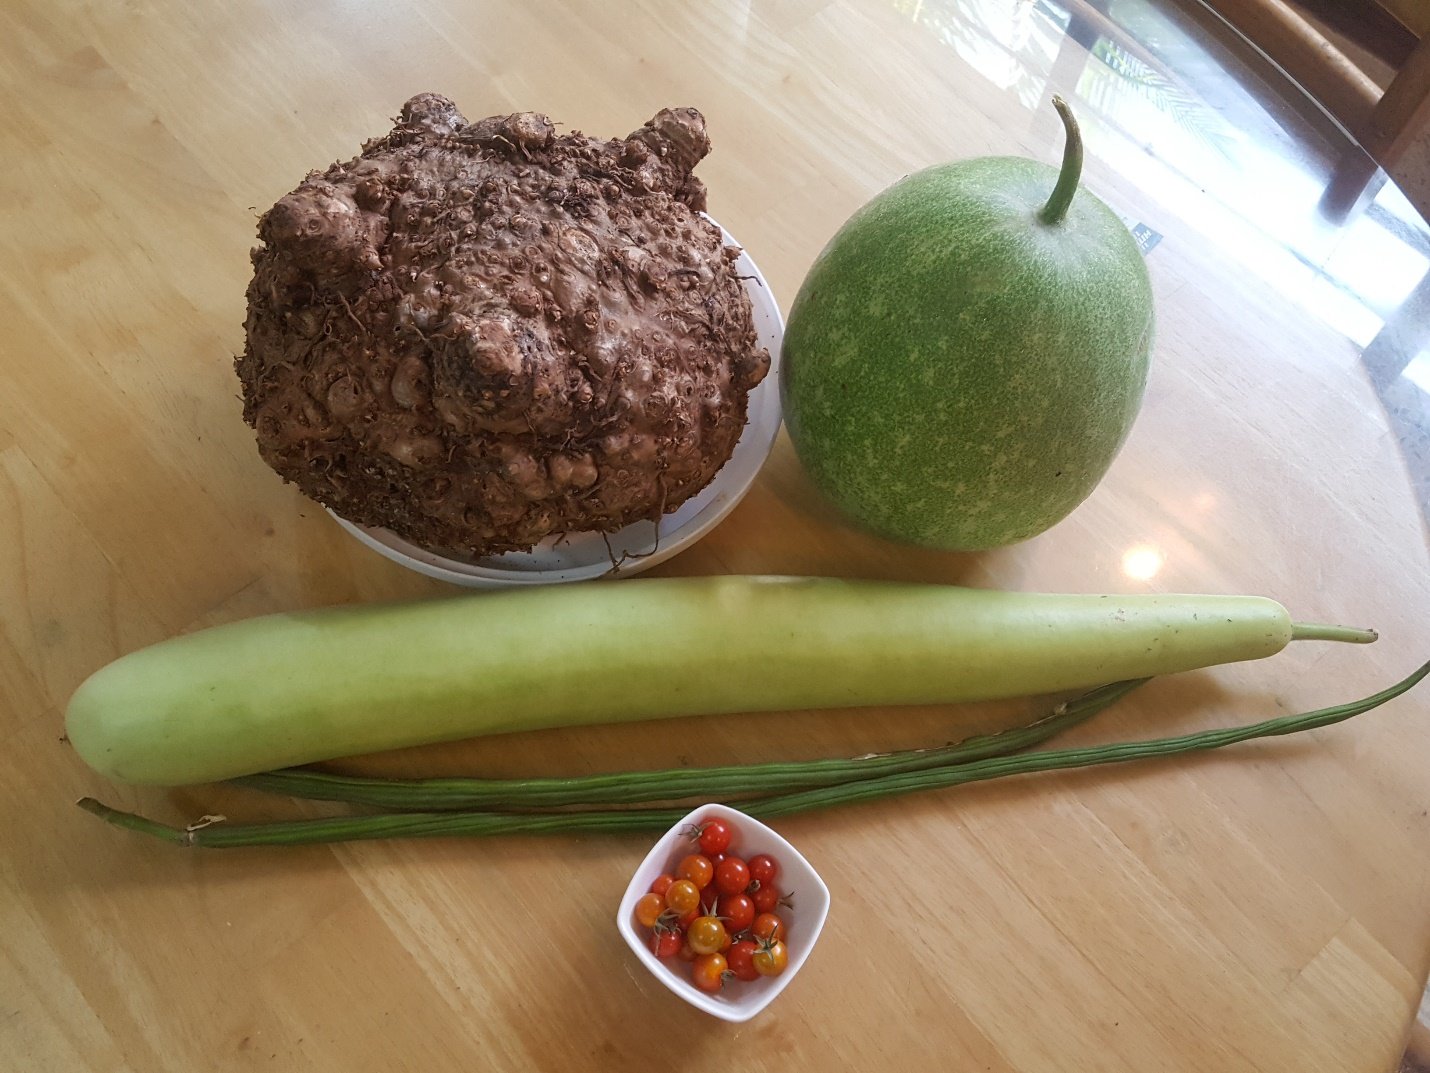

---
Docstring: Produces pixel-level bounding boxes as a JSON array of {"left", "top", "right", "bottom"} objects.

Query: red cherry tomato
[
  {"left": 752, "top": 913, "right": 785, "bottom": 942},
  {"left": 687, "top": 915, "right": 728, "bottom": 956},
  {"left": 718, "top": 892, "right": 756, "bottom": 935},
  {"left": 697, "top": 819, "right": 733, "bottom": 856},
  {"left": 726, "top": 940, "right": 760, "bottom": 982},
  {"left": 677, "top": 939, "right": 699, "bottom": 963},
  {"left": 650, "top": 874, "right": 675, "bottom": 897},
  {"left": 650, "top": 930, "right": 681, "bottom": 959},
  {"left": 665, "top": 879, "right": 700, "bottom": 915},
  {"left": 634, "top": 892, "right": 665, "bottom": 928},
  {"left": 751, "top": 883, "right": 784, "bottom": 914},
  {"left": 691, "top": 952, "right": 728, "bottom": 992},
  {"left": 698, "top": 884, "right": 720, "bottom": 914},
  {"left": 714, "top": 856, "right": 750, "bottom": 895},
  {"left": 748, "top": 854, "right": 779, "bottom": 887},
  {"left": 677, "top": 854, "right": 714, "bottom": 890},
  {"left": 752, "top": 939, "right": 788, "bottom": 977}
]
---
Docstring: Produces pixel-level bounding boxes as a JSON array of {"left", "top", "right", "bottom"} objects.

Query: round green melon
[{"left": 781, "top": 100, "right": 1154, "bottom": 551}]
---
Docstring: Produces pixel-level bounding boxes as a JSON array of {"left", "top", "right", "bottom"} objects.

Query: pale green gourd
[{"left": 65, "top": 574, "right": 1368, "bottom": 786}]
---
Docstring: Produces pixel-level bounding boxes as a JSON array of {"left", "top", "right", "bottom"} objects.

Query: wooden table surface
[{"left": 4, "top": 1, "right": 1429, "bottom": 1070}]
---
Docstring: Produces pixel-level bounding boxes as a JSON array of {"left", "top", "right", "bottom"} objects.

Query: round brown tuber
[{"left": 237, "top": 95, "right": 770, "bottom": 557}]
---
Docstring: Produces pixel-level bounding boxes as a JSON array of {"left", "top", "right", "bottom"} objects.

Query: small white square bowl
[{"left": 616, "top": 803, "right": 830, "bottom": 1023}]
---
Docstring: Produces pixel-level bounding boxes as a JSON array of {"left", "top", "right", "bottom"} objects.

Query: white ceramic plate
[{"left": 330, "top": 218, "right": 783, "bottom": 587}]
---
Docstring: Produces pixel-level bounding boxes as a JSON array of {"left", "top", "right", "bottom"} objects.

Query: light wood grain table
[{"left": 4, "top": 1, "right": 1429, "bottom": 1070}]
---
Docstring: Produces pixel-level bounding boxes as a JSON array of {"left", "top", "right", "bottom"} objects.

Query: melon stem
[{"left": 1038, "top": 95, "right": 1084, "bottom": 226}]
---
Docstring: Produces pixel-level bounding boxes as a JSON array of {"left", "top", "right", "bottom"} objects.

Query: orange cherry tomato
[
  {"left": 665, "top": 879, "right": 700, "bottom": 915},
  {"left": 677, "top": 854, "right": 714, "bottom": 890},
  {"left": 687, "top": 915, "right": 728, "bottom": 956},
  {"left": 752, "top": 939, "right": 788, "bottom": 977},
  {"left": 751, "top": 913, "right": 784, "bottom": 942},
  {"left": 691, "top": 952, "right": 728, "bottom": 992},
  {"left": 634, "top": 892, "right": 665, "bottom": 928}
]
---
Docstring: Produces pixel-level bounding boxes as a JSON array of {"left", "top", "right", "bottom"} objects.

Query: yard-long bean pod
[{"left": 231, "top": 679, "right": 1146, "bottom": 810}]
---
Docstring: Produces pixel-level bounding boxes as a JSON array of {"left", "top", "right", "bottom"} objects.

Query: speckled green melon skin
[{"left": 781, "top": 156, "right": 1154, "bottom": 550}]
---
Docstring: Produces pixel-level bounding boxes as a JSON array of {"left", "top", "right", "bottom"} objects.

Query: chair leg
[
  {"left": 1319, "top": 142, "right": 1386, "bottom": 224},
  {"left": 1364, "top": 34, "right": 1430, "bottom": 167}
]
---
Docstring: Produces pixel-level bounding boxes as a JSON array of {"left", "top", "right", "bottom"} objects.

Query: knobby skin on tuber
[{"left": 238, "top": 94, "right": 770, "bottom": 556}]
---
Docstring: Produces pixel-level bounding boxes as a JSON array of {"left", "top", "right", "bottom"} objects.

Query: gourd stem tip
[
  {"left": 1290, "top": 623, "right": 1378, "bottom": 644},
  {"left": 1039, "top": 95, "right": 1083, "bottom": 226}
]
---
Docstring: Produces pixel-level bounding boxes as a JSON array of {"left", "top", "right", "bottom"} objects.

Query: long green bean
[
  {"left": 230, "top": 679, "right": 1146, "bottom": 810},
  {"left": 77, "top": 659, "right": 1427, "bottom": 849},
  {"left": 747, "top": 658, "right": 1428, "bottom": 817}
]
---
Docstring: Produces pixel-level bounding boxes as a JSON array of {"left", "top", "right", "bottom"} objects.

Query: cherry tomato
[
  {"left": 718, "top": 892, "right": 755, "bottom": 935},
  {"left": 707, "top": 852, "right": 727, "bottom": 868},
  {"left": 677, "top": 906, "right": 699, "bottom": 929},
  {"left": 650, "top": 930, "right": 682, "bottom": 959},
  {"left": 747, "top": 853, "right": 778, "bottom": 887},
  {"left": 634, "top": 892, "right": 666, "bottom": 928},
  {"left": 698, "top": 884, "right": 720, "bottom": 915},
  {"left": 677, "top": 854, "right": 714, "bottom": 890},
  {"left": 752, "top": 912, "right": 785, "bottom": 942},
  {"left": 677, "top": 939, "right": 699, "bottom": 963},
  {"left": 726, "top": 940, "right": 760, "bottom": 982},
  {"left": 752, "top": 939, "right": 788, "bottom": 977},
  {"left": 697, "top": 819, "right": 733, "bottom": 856},
  {"left": 649, "top": 874, "right": 675, "bottom": 897},
  {"left": 691, "top": 952, "right": 728, "bottom": 992},
  {"left": 714, "top": 856, "right": 750, "bottom": 895},
  {"left": 687, "top": 915, "right": 728, "bottom": 956},
  {"left": 751, "top": 883, "right": 784, "bottom": 914},
  {"left": 666, "top": 879, "right": 700, "bottom": 915}
]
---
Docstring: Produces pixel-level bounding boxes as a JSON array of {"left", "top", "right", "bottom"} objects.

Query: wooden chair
[{"left": 1180, "top": 0, "right": 1430, "bottom": 219}]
